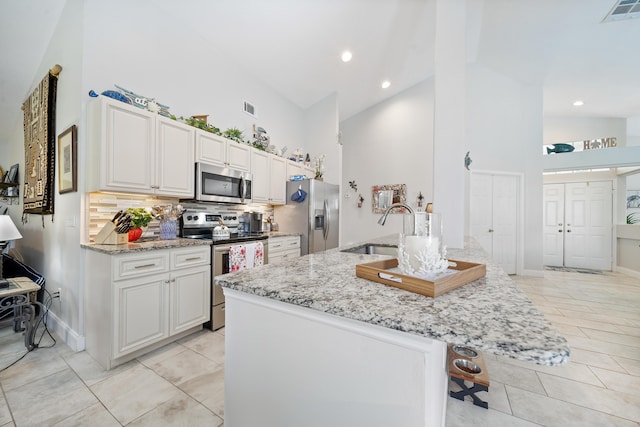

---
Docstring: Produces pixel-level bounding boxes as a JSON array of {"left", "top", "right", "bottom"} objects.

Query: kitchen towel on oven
[{"left": 229, "top": 242, "right": 264, "bottom": 272}]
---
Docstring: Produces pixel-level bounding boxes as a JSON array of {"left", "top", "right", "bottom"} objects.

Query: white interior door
[
  {"left": 492, "top": 175, "right": 518, "bottom": 274},
  {"left": 470, "top": 173, "right": 518, "bottom": 274},
  {"left": 543, "top": 184, "right": 565, "bottom": 266},
  {"left": 564, "top": 183, "right": 589, "bottom": 268},
  {"left": 543, "top": 181, "right": 612, "bottom": 270},
  {"left": 470, "top": 174, "right": 494, "bottom": 255}
]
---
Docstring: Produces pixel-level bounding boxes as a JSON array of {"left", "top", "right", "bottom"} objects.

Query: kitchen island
[{"left": 217, "top": 235, "right": 569, "bottom": 427}]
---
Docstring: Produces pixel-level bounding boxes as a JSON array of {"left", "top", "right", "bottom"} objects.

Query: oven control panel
[{"left": 182, "top": 210, "right": 239, "bottom": 228}]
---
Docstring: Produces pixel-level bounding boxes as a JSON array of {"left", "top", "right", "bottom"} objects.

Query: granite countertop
[
  {"left": 81, "top": 238, "right": 211, "bottom": 254},
  {"left": 217, "top": 234, "right": 570, "bottom": 366},
  {"left": 82, "top": 233, "right": 298, "bottom": 254}
]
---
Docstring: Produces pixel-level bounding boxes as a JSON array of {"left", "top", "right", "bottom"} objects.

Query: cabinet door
[
  {"left": 170, "top": 265, "right": 211, "bottom": 335},
  {"left": 227, "top": 142, "right": 251, "bottom": 172},
  {"left": 287, "top": 161, "right": 304, "bottom": 180},
  {"left": 251, "top": 150, "right": 270, "bottom": 203},
  {"left": 156, "top": 117, "right": 195, "bottom": 197},
  {"left": 113, "top": 274, "right": 169, "bottom": 358},
  {"left": 269, "top": 155, "right": 287, "bottom": 205},
  {"left": 103, "top": 101, "right": 155, "bottom": 193},
  {"left": 195, "top": 132, "right": 227, "bottom": 167}
]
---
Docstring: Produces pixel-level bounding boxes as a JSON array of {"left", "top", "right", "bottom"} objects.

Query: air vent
[
  {"left": 243, "top": 100, "right": 257, "bottom": 118},
  {"left": 603, "top": 0, "right": 640, "bottom": 22}
]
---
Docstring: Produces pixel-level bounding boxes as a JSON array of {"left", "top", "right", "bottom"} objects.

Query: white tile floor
[{"left": 0, "top": 269, "right": 638, "bottom": 426}]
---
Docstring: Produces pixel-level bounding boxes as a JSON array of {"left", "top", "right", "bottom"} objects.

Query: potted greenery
[
  {"left": 127, "top": 208, "right": 153, "bottom": 242},
  {"left": 223, "top": 127, "right": 245, "bottom": 143}
]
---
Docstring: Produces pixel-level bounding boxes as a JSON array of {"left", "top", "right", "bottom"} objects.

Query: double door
[
  {"left": 543, "top": 181, "right": 612, "bottom": 270},
  {"left": 470, "top": 173, "right": 518, "bottom": 274}
]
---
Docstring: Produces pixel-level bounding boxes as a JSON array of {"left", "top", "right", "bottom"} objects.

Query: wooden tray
[{"left": 355, "top": 258, "right": 486, "bottom": 298}]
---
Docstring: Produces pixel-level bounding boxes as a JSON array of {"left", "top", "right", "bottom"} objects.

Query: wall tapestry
[{"left": 22, "top": 67, "right": 60, "bottom": 216}]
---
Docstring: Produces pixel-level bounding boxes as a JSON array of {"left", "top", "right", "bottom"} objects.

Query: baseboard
[
  {"left": 614, "top": 266, "right": 640, "bottom": 279},
  {"left": 44, "top": 310, "right": 85, "bottom": 352},
  {"left": 520, "top": 269, "right": 544, "bottom": 277}
]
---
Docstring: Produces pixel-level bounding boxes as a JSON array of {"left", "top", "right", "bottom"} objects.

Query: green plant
[
  {"left": 223, "top": 127, "right": 244, "bottom": 143},
  {"left": 627, "top": 212, "right": 640, "bottom": 224},
  {"left": 127, "top": 208, "right": 153, "bottom": 228},
  {"left": 183, "top": 117, "right": 221, "bottom": 135}
]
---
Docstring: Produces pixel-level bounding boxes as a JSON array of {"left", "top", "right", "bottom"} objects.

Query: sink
[{"left": 341, "top": 244, "right": 397, "bottom": 256}]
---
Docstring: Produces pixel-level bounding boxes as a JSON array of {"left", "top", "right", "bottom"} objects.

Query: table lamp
[{"left": 0, "top": 215, "right": 23, "bottom": 288}]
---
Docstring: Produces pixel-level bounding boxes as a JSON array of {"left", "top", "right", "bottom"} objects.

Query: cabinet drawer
[
  {"left": 269, "top": 236, "right": 300, "bottom": 252},
  {"left": 171, "top": 246, "right": 211, "bottom": 269},
  {"left": 268, "top": 248, "right": 300, "bottom": 265},
  {"left": 113, "top": 252, "right": 170, "bottom": 281}
]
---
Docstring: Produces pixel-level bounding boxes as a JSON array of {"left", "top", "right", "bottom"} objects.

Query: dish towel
[{"left": 229, "top": 242, "right": 264, "bottom": 272}]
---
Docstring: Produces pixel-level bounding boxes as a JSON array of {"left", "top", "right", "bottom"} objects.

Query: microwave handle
[{"left": 240, "top": 176, "right": 247, "bottom": 203}]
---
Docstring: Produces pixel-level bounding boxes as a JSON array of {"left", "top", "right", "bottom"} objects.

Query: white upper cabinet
[
  {"left": 287, "top": 159, "right": 315, "bottom": 180},
  {"left": 251, "top": 151, "right": 286, "bottom": 205},
  {"left": 195, "top": 131, "right": 251, "bottom": 172},
  {"left": 87, "top": 97, "right": 195, "bottom": 197},
  {"left": 156, "top": 116, "right": 195, "bottom": 197}
]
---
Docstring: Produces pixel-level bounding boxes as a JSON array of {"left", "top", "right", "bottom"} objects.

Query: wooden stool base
[{"left": 447, "top": 344, "right": 490, "bottom": 409}]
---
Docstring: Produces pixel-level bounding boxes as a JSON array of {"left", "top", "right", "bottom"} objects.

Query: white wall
[
  {"left": 544, "top": 116, "right": 627, "bottom": 147},
  {"left": 340, "top": 79, "right": 434, "bottom": 246},
  {"left": 627, "top": 116, "right": 640, "bottom": 147},
  {"left": 82, "top": 1, "right": 306, "bottom": 158},
  {"left": 466, "top": 63, "right": 544, "bottom": 273},
  {"left": 303, "top": 93, "right": 340, "bottom": 185},
  {"left": 4, "top": 0, "right": 85, "bottom": 348}
]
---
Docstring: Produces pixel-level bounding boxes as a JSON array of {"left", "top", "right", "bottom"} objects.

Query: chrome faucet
[{"left": 377, "top": 203, "right": 414, "bottom": 226}]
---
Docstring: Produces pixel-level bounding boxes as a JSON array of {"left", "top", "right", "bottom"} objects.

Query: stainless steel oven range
[{"left": 180, "top": 209, "right": 268, "bottom": 330}]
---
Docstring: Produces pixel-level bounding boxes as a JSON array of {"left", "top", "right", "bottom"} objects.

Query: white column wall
[{"left": 433, "top": 0, "right": 466, "bottom": 249}]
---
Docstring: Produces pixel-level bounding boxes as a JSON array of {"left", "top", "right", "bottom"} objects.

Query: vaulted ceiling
[{"left": 1, "top": 0, "right": 639, "bottom": 142}]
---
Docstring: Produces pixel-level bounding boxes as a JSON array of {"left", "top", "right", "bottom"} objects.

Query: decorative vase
[
  {"left": 398, "top": 212, "right": 448, "bottom": 277},
  {"left": 128, "top": 227, "right": 143, "bottom": 242},
  {"left": 159, "top": 219, "right": 177, "bottom": 240}
]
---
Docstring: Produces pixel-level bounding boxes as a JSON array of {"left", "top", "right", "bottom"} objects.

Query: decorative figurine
[{"left": 464, "top": 151, "right": 472, "bottom": 170}]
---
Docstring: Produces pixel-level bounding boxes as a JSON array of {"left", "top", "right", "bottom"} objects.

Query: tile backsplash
[
  {"left": 87, "top": 192, "right": 275, "bottom": 242},
  {"left": 88, "top": 193, "right": 178, "bottom": 242}
]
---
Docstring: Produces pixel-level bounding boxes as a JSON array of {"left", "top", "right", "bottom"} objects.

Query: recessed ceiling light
[
  {"left": 341, "top": 51, "right": 352, "bottom": 62},
  {"left": 573, "top": 100, "right": 584, "bottom": 106},
  {"left": 381, "top": 80, "right": 391, "bottom": 89}
]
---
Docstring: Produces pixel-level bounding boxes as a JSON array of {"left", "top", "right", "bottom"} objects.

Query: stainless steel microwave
[{"left": 195, "top": 163, "right": 252, "bottom": 204}]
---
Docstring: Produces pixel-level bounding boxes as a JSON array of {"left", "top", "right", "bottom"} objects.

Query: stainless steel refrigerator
[{"left": 274, "top": 180, "right": 339, "bottom": 255}]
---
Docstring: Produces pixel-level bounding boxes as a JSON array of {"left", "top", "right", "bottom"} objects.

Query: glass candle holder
[{"left": 398, "top": 212, "right": 448, "bottom": 277}]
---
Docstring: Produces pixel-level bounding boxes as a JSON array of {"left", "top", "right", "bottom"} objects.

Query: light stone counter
[{"left": 218, "top": 234, "right": 569, "bottom": 366}]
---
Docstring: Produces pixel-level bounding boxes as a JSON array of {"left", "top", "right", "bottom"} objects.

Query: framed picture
[
  {"left": 58, "top": 125, "right": 77, "bottom": 194},
  {"left": 371, "top": 183, "right": 407, "bottom": 214},
  {"left": 6, "top": 164, "right": 18, "bottom": 183}
]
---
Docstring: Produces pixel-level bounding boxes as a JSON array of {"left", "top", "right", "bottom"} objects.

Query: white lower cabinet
[
  {"left": 114, "top": 273, "right": 169, "bottom": 357},
  {"left": 85, "top": 245, "right": 211, "bottom": 369},
  {"left": 268, "top": 235, "right": 300, "bottom": 264}
]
